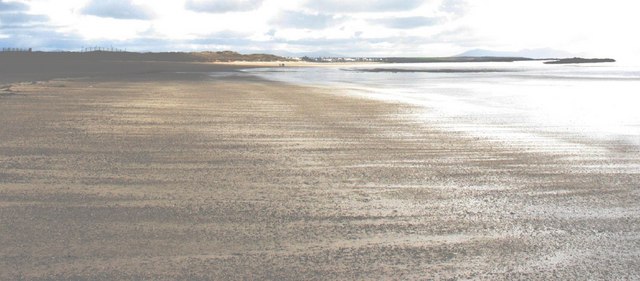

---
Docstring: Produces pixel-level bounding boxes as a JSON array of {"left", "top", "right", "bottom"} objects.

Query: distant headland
[
  {"left": 0, "top": 49, "right": 616, "bottom": 65},
  {"left": 0, "top": 50, "right": 288, "bottom": 62},
  {"left": 544, "top": 57, "right": 616, "bottom": 64}
]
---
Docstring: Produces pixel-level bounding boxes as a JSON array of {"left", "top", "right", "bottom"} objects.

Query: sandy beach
[{"left": 1, "top": 56, "right": 640, "bottom": 280}]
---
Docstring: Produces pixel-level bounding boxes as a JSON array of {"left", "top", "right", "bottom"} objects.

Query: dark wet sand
[{"left": 1, "top": 57, "right": 640, "bottom": 280}]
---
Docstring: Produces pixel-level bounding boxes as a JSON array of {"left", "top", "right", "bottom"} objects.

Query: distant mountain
[{"left": 457, "top": 48, "right": 574, "bottom": 59}]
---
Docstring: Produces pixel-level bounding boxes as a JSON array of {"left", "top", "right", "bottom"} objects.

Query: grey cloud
[
  {"left": 0, "top": 0, "right": 28, "bottom": 12},
  {"left": 266, "top": 29, "right": 276, "bottom": 36},
  {"left": 0, "top": 25, "right": 83, "bottom": 50},
  {"left": 305, "top": 0, "right": 426, "bottom": 13},
  {"left": 185, "top": 0, "right": 264, "bottom": 13},
  {"left": 0, "top": 12, "right": 48, "bottom": 25},
  {"left": 271, "top": 11, "right": 342, "bottom": 30},
  {"left": 0, "top": 1, "right": 49, "bottom": 30},
  {"left": 370, "top": 16, "right": 439, "bottom": 29},
  {"left": 81, "top": 0, "right": 154, "bottom": 20}
]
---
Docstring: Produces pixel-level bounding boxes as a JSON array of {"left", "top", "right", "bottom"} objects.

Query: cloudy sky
[{"left": 1, "top": 0, "right": 639, "bottom": 59}]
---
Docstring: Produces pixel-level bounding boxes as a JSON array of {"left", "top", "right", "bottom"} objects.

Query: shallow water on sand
[{"left": 245, "top": 61, "right": 640, "bottom": 150}]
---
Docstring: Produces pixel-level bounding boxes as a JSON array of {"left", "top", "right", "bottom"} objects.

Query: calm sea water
[{"left": 243, "top": 61, "right": 640, "bottom": 150}]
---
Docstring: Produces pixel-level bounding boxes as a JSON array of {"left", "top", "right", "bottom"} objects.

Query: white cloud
[
  {"left": 185, "top": 0, "right": 264, "bottom": 13},
  {"left": 304, "top": 0, "right": 427, "bottom": 13},
  {"left": 271, "top": 10, "right": 343, "bottom": 30},
  {"left": 439, "top": 0, "right": 467, "bottom": 15},
  {"left": 370, "top": 16, "right": 440, "bottom": 29}
]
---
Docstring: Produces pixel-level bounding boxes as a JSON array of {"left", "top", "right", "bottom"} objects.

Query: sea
[{"left": 242, "top": 61, "right": 640, "bottom": 152}]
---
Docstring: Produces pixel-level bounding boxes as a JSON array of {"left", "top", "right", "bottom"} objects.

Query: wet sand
[{"left": 1, "top": 58, "right": 640, "bottom": 280}]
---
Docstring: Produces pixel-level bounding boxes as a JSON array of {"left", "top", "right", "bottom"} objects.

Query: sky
[{"left": 1, "top": 0, "right": 639, "bottom": 59}]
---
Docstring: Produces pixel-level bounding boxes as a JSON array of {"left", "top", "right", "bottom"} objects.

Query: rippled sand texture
[{"left": 1, "top": 71, "right": 640, "bottom": 280}]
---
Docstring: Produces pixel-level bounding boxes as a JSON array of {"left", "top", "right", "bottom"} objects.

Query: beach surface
[{"left": 1, "top": 56, "right": 640, "bottom": 280}]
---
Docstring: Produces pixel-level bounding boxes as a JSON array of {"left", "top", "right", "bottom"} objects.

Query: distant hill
[
  {"left": 189, "top": 51, "right": 287, "bottom": 62},
  {"left": 457, "top": 48, "right": 574, "bottom": 59}
]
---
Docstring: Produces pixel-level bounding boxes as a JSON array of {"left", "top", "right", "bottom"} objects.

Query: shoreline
[
  {"left": 1, "top": 58, "right": 640, "bottom": 279},
  {"left": 213, "top": 60, "right": 381, "bottom": 67}
]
